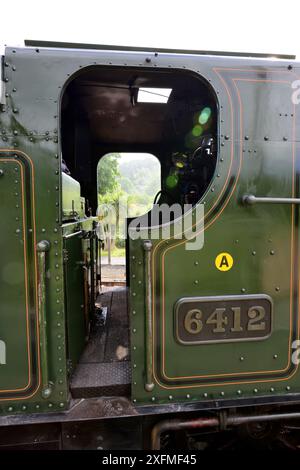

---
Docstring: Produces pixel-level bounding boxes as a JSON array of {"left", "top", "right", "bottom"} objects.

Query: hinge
[
  {"left": 63, "top": 248, "right": 69, "bottom": 263},
  {"left": 0, "top": 56, "right": 6, "bottom": 107}
]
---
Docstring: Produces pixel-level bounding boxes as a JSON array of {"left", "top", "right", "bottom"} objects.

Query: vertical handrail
[
  {"left": 37, "top": 240, "right": 52, "bottom": 398},
  {"left": 143, "top": 240, "right": 154, "bottom": 392}
]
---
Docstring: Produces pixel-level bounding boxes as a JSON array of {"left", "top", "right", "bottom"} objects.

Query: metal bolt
[{"left": 253, "top": 388, "right": 258, "bottom": 393}]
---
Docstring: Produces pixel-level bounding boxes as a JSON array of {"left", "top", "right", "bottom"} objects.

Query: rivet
[
  {"left": 252, "top": 251, "right": 256, "bottom": 256},
  {"left": 59, "top": 403, "right": 65, "bottom": 408},
  {"left": 186, "top": 394, "right": 191, "bottom": 399},
  {"left": 151, "top": 397, "right": 156, "bottom": 402},
  {"left": 283, "top": 137, "right": 288, "bottom": 141},
  {"left": 132, "top": 328, "right": 136, "bottom": 333},
  {"left": 264, "top": 136, "right": 269, "bottom": 141},
  {"left": 133, "top": 399, "right": 137, "bottom": 403},
  {"left": 270, "top": 250, "right": 275, "bottom": 255},
  {"left": 245, "top": 136, "right": 249, "bottom": 140},
  {"left": 237, "top": 390, "right": 242, "bottom": 395},
  {"left": 286, "top": 386, "right": 291, "bottom": 391},
  {"left": 203, "top": 393, "right": 208, "bottom": 398},
  {"left": 194, "top": 261, "right": 199, "bottom": 266},
  {"left": 270, "top": 387, "right": 275, "bottom": 392},
  {"left": 273, "top": 354, "right": 278, "bottom": 359},
  {"left": 241, "top": 288, "right": 246, "bottom": 293},
  {"left": 168, "top": 395, "right": 173, "bottom": 400},
  {"left": 220, "top": 391, "right": 225, "bottom": 396},
  {"left": 8, "top": 406, "right": 13, "bottom": 412},
  {"left": 240, "top": 356, "right": 244, "bottom": 361},
  {"left": 224, "top": 135, "right": 229, "bottom": 140},
  {"left": 194, "top": 280, "right": 199, "bottom": 285},
  {"left": 13, "top": 130, "right": 18, "bottom": 135},
  {"left": 275, "top": 287, "right": 280, "bottom": 292}
]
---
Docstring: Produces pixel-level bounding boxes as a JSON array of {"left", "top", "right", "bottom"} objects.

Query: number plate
[{"left": 175, "top": 295, "right": 272, "bottom": 345}]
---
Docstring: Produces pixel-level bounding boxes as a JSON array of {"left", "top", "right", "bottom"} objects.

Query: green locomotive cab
[{"left": 0, "top": 40, "right": 300, "bottom": 449}]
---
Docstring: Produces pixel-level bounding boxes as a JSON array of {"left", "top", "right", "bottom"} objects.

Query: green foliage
[
  {"left": 97, "top": 153, "right": 161, "bottom": 218},
  {"left": 97, "top": 153, "right": 121, "bottom": 196}
]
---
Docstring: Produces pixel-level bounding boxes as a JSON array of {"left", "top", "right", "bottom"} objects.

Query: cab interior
[{"left": 60, "top": 66, "right": 218, "bottom": 399}]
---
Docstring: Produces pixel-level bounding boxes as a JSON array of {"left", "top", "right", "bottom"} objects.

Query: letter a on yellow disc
[{"left": 215, "top": 252, "right": 234, "bottom": 272}]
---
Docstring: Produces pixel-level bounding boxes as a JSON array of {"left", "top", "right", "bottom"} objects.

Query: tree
[{"left": 97, "top": 153, "right": 121, "bottom": 196}]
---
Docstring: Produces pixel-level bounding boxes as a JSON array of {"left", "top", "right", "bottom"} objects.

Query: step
[{"left": 70, "top": 361, "right": 131, "bottom": 398}]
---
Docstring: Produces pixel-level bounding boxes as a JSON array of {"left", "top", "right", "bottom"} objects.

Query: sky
[{"left": 1, "top": 0, "right": 300, "bottom": 58}]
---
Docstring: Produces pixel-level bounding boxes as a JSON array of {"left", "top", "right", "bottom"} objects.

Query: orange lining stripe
[
  {"left": 152, "top": 75, "right": 299, "bottom": 389},
  {"left": 0, "top": 150, "right": 41, "bottom": 401}
]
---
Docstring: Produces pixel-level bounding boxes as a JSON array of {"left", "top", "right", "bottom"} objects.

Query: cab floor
[{"left": 70, "top": 287, "right": 131, "bottom": 398}]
